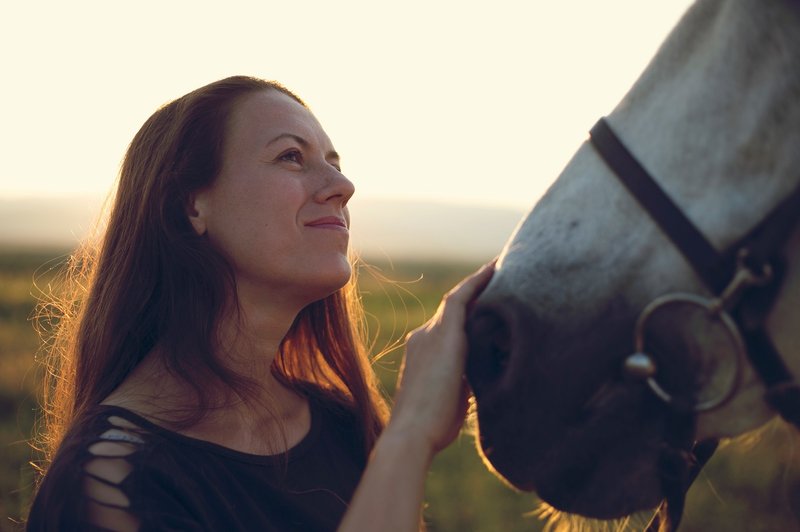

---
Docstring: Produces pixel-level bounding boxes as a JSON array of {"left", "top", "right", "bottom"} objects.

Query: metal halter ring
[{"left": 625, "top": 293, "right": 746, "bottom": 412}]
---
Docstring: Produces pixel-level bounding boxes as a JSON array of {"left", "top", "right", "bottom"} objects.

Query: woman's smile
[{"left": 305, "top": 216, "right": 349, "bottom": 232}]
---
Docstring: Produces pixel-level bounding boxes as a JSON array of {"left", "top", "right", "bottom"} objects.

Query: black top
[{"left": 27, "top": 387, "right": 368, "bottom": 531}]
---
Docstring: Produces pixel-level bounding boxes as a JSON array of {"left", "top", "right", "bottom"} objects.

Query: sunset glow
[{"left": 2, "top": 1, "right": 693, "bottom": 212}]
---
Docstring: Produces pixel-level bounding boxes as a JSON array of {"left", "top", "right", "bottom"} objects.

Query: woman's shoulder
[
  {"left": 39, "top": 404, "right": 158, "bottom": 480},
  {"left": 27, "top": 405, "right": 200, "bottom": 531}
]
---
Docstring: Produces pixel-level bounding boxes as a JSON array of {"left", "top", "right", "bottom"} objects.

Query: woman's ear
[{"left": 187, "top": 190, "right": 209, "bottom": 236}]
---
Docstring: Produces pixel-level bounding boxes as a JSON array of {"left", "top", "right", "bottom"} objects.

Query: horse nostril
[
  {"left": 466, "top": 308, "right": 513, "bottom": 395},
  {"left": 489, "top": 315, "right": 511, "bottom": 354}
]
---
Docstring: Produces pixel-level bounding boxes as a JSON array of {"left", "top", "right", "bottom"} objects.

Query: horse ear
[{"left": 187, "top": 190, "right": 208, "bottom": 236}]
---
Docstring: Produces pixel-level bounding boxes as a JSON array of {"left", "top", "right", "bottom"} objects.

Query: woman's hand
[
  {"left": 339, "top": 260, "right": 495, "bottom": 532},
  {"left": 388, "top": 260, "right": 496, "bottom": 455}
]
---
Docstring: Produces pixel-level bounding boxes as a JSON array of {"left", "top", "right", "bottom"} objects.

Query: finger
[
  {"left": 444, "top": 259, "right": 497, "bottom": 306},
  {"left": 435, "top": 261, "right": 496, "bottom": 326}
]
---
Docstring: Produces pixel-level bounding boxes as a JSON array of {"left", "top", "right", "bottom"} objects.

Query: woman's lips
[{"left": 305, "top": 216, "right": 348, "bottom": 232}]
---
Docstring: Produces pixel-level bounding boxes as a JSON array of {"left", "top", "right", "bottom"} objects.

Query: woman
[{"left": 28, "top": 75, "right": 493, "bottom": 531}]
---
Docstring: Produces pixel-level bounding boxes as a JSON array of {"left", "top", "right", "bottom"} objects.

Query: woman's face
[{"left": 190, "top": 89, "right": 355, "bottom": 307}]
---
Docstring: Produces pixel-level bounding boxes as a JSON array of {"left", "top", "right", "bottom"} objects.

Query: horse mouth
[
  {"left": 466, "top": 303, "right": 668, "bottom": 519},
  {"left": 472, "top": 377, "right": 666, "bottom": 519}
]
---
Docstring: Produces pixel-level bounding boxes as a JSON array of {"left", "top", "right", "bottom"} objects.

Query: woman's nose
[{"left": 315, "top": 166, "right": 355, "bottom": 204}]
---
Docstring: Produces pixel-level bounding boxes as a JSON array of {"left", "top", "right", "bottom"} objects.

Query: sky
[{"left": 1, "top": 0, "right": 694, "bottom": 212}]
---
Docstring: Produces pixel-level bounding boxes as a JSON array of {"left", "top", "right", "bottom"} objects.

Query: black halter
[{"left": 589, "top": 117, "right": 800, "bottom": 530}]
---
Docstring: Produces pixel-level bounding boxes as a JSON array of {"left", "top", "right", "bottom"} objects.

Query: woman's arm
[{"left": 339, "top": 261, "right": 495, "bottom": 532}]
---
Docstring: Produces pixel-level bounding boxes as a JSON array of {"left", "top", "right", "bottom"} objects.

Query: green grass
[
  {"left": 0, "top": 249, "right": 63, "bottom": 531},
  {"left": 1, "top": 249, "right": 799, "bottom": 531}
]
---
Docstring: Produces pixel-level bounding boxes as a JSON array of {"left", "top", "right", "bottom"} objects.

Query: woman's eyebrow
[
  {"left": 266, "top": 133, "right": 339, "bottom": 160},
  {"left": 265, "top": 132, "right": 309, "bottom": 149}
]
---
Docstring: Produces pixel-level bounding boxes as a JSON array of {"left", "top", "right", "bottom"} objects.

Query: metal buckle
[{"left": 624, "top": 248, "right": 772, "bottom": 412}]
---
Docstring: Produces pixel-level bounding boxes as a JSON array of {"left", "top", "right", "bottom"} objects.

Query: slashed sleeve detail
[
  {"left": 27, "top": 409, "right": 200, "bottom": 532},
  {"left": 81, "top": 416, "right": 146, "bottom": 531}
]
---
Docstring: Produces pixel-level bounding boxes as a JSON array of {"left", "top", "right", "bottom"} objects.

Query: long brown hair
[{"left": 37, "top": 75, "right": 387, "bottom": 468}]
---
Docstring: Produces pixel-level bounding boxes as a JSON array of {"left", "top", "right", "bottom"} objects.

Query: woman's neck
[{"left": 101, "top": 295, "right": 313, "bottom": 454}]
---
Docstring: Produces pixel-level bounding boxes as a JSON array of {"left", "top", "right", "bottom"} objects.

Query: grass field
[{"left": 1, "top": 248, "right": 798, "bottom": 531}]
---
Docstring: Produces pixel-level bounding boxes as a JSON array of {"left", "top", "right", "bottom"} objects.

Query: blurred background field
[{"left": 1, "top": 248, "right": 798, "bottom": 531}]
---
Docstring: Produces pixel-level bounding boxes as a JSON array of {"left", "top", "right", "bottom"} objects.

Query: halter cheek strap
[
  {"left": 589, "top": 119, "right": 728, "bottom": 292},
  {"left": 589, "top": 117, "right": 800, "bottom": 426},
  {"left": 589, "top": 117, "right": 800, "bottom": 530}
]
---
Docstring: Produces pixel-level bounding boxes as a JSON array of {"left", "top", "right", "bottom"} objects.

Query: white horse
[{"left": 465, "top": 0, "right": 800, "bottom": 527}]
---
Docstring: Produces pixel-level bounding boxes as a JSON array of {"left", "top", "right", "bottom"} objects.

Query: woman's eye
[{"left": 279, "top": 150, "right": 303, "bottom": 165}]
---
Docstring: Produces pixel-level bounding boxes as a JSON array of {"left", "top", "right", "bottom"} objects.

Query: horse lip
[{"left": 468, "top": 320, "right": 669, "bottom": 516}]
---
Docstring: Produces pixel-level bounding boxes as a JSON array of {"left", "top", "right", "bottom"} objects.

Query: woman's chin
[{"left": 300, "top": 262, "right": 353, "bottom": 301}]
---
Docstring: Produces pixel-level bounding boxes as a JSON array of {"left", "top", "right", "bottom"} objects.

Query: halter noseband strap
[{"left": 589, "top": 117, "right": 800, "bottom": 529}]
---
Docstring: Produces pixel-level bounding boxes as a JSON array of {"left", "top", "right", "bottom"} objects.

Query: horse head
[{"left": 466, "top": 0, "right": 800, "bottom": 521}]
